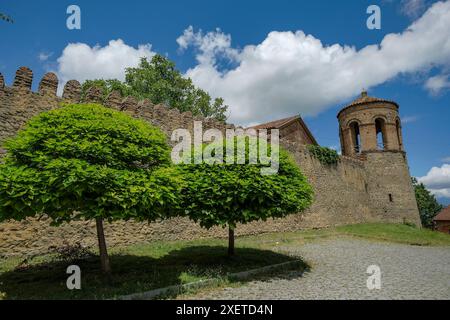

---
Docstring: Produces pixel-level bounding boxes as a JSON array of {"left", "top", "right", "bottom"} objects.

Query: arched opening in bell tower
[
  {"left": 375, "top": 118, "right": 387, "bottom": 150},
  {"left": 350, "top": 122, "right": 361, "bottom": 153}
]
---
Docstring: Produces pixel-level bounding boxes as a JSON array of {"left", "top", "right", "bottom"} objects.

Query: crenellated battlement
[
  {"left": 0, "top": 67, "right": 234, "bottom": 148},
  {"left": 38, "top": 72, "right": 58, "bottom": 96},
  {"left": 12, "top": 67, "right": 33, "bottom": 90},
  {"left": 62, "top": 80, "right": 81, "bottom": 101}
]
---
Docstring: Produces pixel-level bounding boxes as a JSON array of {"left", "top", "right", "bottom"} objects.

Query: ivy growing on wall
[{"left": 307, "top": 145, "right": 340, "bottom": 165}]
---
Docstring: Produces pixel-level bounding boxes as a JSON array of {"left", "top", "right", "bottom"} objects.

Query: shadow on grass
[{"left": 0, "top": 246, "right": 307, "bottom": 300}]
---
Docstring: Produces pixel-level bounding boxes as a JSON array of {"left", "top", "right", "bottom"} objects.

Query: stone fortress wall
[{"left": 0, "top": 68, "right": 421, "bottom": 257}]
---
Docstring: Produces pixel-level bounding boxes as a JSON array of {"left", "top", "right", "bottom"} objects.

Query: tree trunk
[
  {"left": 96, "top": 218, "right": 112, "bottom": 275},
  {"left": 228, "top": 226, "right": 235, "bottom": 256}
]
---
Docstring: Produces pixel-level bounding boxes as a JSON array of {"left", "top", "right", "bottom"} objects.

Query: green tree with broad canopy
[
  {"left": 0, "top": 104, "right": 181, "bottom": 275},
  {"left": 81, "top": 55, "right": 228, "bottom": 122},
  {"left": 81, "top": 79, "right": 128, "bottom": 102},
  {"left": 412, "top": 177, "right": 443, "bottom": 228},
  {"left": 177, "top": 138, "right": 314, "bottom": 256}
]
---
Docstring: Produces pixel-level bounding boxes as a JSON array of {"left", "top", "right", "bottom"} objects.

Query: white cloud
[
  {"left": 38, "top": 52, "right": 53, "bottom": 62},
  {"left": 55, "top": 39, "right": 155, "bottom": 92},
  {"left": 401, "top": 0, "right": 428, "bottom": 18},
  {"left": 424, "top": 74, "right": 450, "bottom": 95},
  {"left": 177, "top": 26, "right": 239, "bottom": 65},
  {"left": 418, "top": 163, "right": 450, "bottom": 198},
  {"left": 179, "top": 1, "right": 450, "bottom": 125},
  {"left": 429, "top": 188, "right": 450, "bottom": 198}
]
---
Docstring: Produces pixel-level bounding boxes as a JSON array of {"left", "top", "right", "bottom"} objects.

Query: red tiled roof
[
  {"left": 434, "top": 206, "right": 450, "bottom": 221},
  {"left": 249, "top": 115, "right": 299, "bottom": 130},
  {"left": 337, "top": 91, "right": 399, "bottom": 118}
]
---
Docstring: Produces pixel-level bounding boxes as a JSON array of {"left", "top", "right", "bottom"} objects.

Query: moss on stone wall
[{"left": 307, "top": 145, "right": 340, "bottom": 165}]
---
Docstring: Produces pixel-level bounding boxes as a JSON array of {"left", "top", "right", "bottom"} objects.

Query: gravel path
[{"left": 187, "top": 238, "right": 450, "bottom": 300}]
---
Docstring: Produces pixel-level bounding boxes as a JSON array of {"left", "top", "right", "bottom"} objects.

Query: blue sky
[{"left": 1, "top": 0, "right": 449, "bottom": 204}]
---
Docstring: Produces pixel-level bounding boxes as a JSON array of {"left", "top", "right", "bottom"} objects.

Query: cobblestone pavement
[{"left": 187, "top": 238, "right": 450, "bottom": 300}]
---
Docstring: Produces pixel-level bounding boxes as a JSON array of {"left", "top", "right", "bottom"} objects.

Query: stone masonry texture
[{"left": 0, "top": 68, "right": 421, "bottom": 257}]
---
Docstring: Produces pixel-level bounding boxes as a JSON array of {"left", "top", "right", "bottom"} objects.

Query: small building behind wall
[
  {"left": 433, "top": 206, "right": 450, "bottom": 234},
  {"left": 248, "top": 115, "right": 318, "bottom": 146}
]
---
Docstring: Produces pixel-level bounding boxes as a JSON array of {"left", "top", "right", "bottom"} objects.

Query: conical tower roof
[{"left": 337, "top": 91, "right": 398, "bottom": 118}]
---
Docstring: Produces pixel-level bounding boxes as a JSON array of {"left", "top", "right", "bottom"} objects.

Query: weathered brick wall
[
  {"left": 0, "top": 68, "right": 60, "bottom": 155},
  {"left": 284, "top": 143, "right": 376, "bottom": 228},
  {"left": 280, "top": 121, "right": 315, "bottom": 145},
  {"left": 364, "top": 151, "right": 421, "bottom": 226},
  {"left": 0, "top": 67, "right": 420, "bottom": 257},
  {"left": 0, "top": 146, "right": 375, "bottom": 257}
]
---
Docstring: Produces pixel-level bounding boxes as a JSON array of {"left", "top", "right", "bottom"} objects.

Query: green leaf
[{"left": 0, "top": 104, "right": 181, "bottom": 225}]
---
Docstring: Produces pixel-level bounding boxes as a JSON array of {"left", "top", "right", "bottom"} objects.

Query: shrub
[{"left": 48, "top": 242, "right": 94, "bottom": 264}]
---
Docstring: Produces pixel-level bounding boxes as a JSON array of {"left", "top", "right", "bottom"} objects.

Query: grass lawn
[
  {"left": 335, "top": 223, "right": 450, "bottom": 246},
  {"left": 0, "top": 239, "right": 303, "bottom": 300},
  {"left": 0, "top": 223, "right": 448, "bottom": 300}
]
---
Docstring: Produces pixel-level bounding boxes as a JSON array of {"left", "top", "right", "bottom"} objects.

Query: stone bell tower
[
  {"left": 337, "top": 90, "right": 404, "bottom": 156},
  {"left": 337, "top": 91, "right": 421, "bottom": 226}
]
